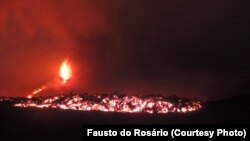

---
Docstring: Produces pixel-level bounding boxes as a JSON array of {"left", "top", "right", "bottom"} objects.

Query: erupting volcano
[
  {"left": 1, "top": 1, "right": 249, "bottom": 140},
  {"left": 5, "top": 59, "right": 203, "bottom": 114},
  {"left": 0, "top": 59, "right": 203, "bottom": 114},
  {"left": 27, "top": 60, "right": 72, "bottom": 99}
]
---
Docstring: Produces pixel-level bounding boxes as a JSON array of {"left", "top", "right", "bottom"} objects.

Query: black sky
[{"left": 0, "top": 0, "right": 249, "bottom": 100}]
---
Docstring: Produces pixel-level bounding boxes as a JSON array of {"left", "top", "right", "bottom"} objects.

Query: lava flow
[
  {"left": 27, "top": 60, "right": 72, "bottom": 98},
  {"left": 13, "top": 94, "right": 202, "bottom": 114}
]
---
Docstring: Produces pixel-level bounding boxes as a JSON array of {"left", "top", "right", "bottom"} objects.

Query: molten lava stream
[
  {"left": 27, "top": 60, "right": 72, "bottom": 98},
  {"left": 16, "top": 94, "right": 202, "bottom": 114}
]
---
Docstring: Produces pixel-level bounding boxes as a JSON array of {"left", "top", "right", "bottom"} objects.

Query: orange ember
[{"left": 60, "top": 60, "right": 72, "bottom": 83}]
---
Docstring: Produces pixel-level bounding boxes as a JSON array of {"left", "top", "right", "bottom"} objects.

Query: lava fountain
[
  {"left": 60, "top": 60, "right": 72, "bottom": 84},
  {"left": 28, "top": 60, "right": 72, "bottom": 98}
]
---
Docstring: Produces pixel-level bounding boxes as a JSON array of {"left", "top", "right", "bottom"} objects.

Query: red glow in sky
[{"left": 0, "top": 0, "right": 249, "bottom": 100}]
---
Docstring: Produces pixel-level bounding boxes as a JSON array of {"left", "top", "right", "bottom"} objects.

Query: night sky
[{"left": 0, "top": 0, "right": 249, "bottom": 100}]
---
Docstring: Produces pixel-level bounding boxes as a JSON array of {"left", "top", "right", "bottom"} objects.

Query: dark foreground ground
[{"left": 0, "top": 94, "right": 249, "bottom": 141}]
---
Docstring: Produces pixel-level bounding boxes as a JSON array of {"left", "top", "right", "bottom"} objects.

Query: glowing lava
[
  {"left": 60, "top": 60, "right": 72, "bottom": 84},
  {"left": 14, "top": 94, "right": 202, "bottom": 114},
  {"left": 27, "top": 60, "right": 72, "bottom": 98}
]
